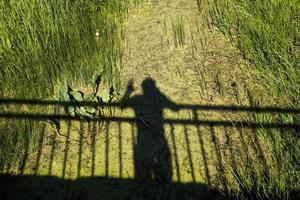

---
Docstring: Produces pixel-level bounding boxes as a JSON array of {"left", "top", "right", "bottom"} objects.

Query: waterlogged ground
[{"left": 2, "top": 1, "right": 278, "bottom": 200}]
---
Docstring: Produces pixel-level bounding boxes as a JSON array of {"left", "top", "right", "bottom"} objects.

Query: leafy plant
[{"left": 58, "top": 74, "right": 114, "bottom": 119}]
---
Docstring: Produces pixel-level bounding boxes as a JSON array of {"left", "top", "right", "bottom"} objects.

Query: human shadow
[
  {"left": 1, "top": 78, "right": 300, "bottom": 200},
  {"left": 120, "top": 78, "right": 179, "bottom": 199}
]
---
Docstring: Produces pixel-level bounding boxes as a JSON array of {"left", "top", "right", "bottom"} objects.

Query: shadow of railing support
[
  {"left": 118, "top": 122, "right": 123, "bottom": 178},
  {"left": 1, "top": 98, "right": 299, "bottom": 199},
  {"left": 193, "top": 110, "right": 211, "bottom": 187},
  {"left": 170, "top": 123, "right": 181, "bottom": 182},
  {"left": 62, "top": 121, "right": 71, "bottom": 179},
  {"left": 105, "top": 122, "right": 110, "bottom": 178},
  {"left": 91, "top": 121, "right": 97, "bottom": 177}
]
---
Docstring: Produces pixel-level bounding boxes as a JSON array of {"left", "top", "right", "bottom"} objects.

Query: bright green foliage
[
  {"left": 0, "top": 0, "right": 126, "bottom": 173},
  {"left": 0, "top": 0, "right": 126, "bottom": 98},
  {"left": 211, "top": 0, "right": 300, "bottom": 106},
  {"left": 211, "top": 0, "right": 300, "bottom": 199},
  {"left": 58, "top": 74, "right": 114, "bottom": 119}
]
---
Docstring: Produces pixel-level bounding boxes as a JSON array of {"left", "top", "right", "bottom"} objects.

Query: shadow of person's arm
[
  {"left": 164, "top": 95, "right": 180, "bottom": 112},
  {"left": 120, "top": 80, "right": 134, "bottom": 109}
]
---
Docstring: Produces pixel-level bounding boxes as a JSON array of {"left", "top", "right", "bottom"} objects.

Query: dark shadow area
[
  {"left": 0, "top": 174, "right": 221, "bottom": 200},
  {"left": 0, "top": 78, "right": 300, "bottom": 200},
  {"left": 120, "top": 79, "right": 179, "bottom": 199}
]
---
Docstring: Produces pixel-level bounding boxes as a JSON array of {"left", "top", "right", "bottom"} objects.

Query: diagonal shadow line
[
  {"left": 0, "top": 120, "right": 11, "bottom": 173},
  {"left": 250, "top": 127, "right": 270, "bottom": 182},
  {"left": 91, "top": 121, "right": 97, "bottom": 177},
  {"left": 48, "top": 132, "right": 57, "bottom": 176},
  {"left": 235, "top": 127, "right": 258, "bottom": 183},
  {"left": 19, "top": 121, "right": 32, "bottom": 175},
  {"left": 210, "top": 126, "right": 227, "bottom": 190},
  {"left": 170, "top": 124, "right": 181, "bottom": 182},
  {"left": 131, "top": 122, "right": 135, "bottom": 165},
  {"left": 34, "top": 124, "right": 46, "bottom": 176},
  {"left": 0, "top": 112, "right": 299, "bottom": 129},
  {"left": 105, "top": 122, "right": 110, "bottom": 178},
  {"left": 48, "top": 106, "right": 59, "bottom": 176},
  {"left": 236, "top": 127, "right": 250, "bottom": 161},
  {"left": 224, "top": 127, "right": 238, "bottom": 173},
  {"left": 1, "top": 98, "right": 300, "bottom": 114},
  {"left": 265, "top": 128, "right": 287, "bottom": 168},
  {"left": 237, "top": 127, "right": 256, "bottom": 172},
  {"left": 193, "top": 110, "right": 211, "bottom": 187},
  {"left": 118, "top": 122, "right": 123, "bottom": 178},
  {"left": 48, "top": 134, "right": 57, "bottom": 176},
  {"left": 225, "top": 126, "right": 256, "bottom": 196},
  {"left": 77, "top": 121, "right": 84, "bottom": 179},
  {"left": 184, "top": 125, "right": 196, "bottom": 183},
  {"left": 62, "top": 120, "right": 71, "bottom": 179}
]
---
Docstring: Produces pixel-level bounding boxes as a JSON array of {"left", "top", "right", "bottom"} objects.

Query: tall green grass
[
  {"left": 0, "top": 0, "right": 126, "bottom": 98},
  {"left": 211, "top": 0, "right": 300, "bottom": 106},
  {"left": 171, "top": 15, "right": 186, "bottom": 48},
  {"left": 210, "top": 0, "right": 300, "bottom": 199},
  {"left": 0, "top": 0, "right": 127, "bottom": 173}
]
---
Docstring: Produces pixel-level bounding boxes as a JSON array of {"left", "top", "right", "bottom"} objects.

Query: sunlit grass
[
  {"left": 0, "top": 0, "right": 127, "bottom": 173},
  {"left": 171, "top": 15, "right": 186, "bottom": 48},
  {"left": 209, "top": 0, "right": 300, "bottom": 198}
]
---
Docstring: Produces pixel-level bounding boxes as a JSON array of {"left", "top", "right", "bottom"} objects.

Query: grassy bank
[
  {"left": 209, "top": 0, "right": 300, "bottom": 199},
  {"left": 210, "top": 0, "right": 300, "bottom": 106},
  {"left": 1, "top": 0, "right": 299, "bottom": 199},
  {"left": 0, "top": 0, "right": 127, "bottom": 172}
]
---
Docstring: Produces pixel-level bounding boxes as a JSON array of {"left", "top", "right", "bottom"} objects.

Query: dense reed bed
[
  {"left": 0, "top": 0, "right": 127, "bottom": 172},
  {"left": 210, "top": 0, "right": 300, "bottom": 199}
]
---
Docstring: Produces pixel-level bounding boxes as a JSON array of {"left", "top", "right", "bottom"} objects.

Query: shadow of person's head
[{"left": 141, "top": 78, "right": 158, "bottom": 97}]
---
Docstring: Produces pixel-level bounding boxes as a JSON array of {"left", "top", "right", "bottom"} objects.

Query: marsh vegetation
[{"left": 0, "top": 0, "right": 299, "bottom": 199}]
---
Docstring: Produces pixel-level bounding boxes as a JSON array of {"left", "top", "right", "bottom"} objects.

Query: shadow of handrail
[
  {"left": 0, "top": 112, "right": 299, "bottom": 129},
  {"left": 0, "top": 98, "right": 300, "bottom": 113},
  {"left": 1, "top": 97, "right": 299, "bottom": 200},
  {"left": 1, "top": 98, "right": 299, "bottom": 129}
]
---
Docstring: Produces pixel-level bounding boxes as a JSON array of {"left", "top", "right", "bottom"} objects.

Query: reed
[
  {"left": 210, "top": 0, "right": 300, "bottom": 198},
  {"left": 0, "top": 0, "right": 127, "bottom": 172}
]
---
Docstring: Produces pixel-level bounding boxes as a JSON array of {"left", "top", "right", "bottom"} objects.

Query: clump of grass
[
  {"left": 216, "top": 72, "right": 225, "bottom": 97},
  {"left": 171, "top": 16, "right": 186, "bottom": 48},
  {"left": 209, "top": 0, "right": 300, "bottom": 198},
  {"left": 195, "top": 0, "right": 203, "bottom": 13}
]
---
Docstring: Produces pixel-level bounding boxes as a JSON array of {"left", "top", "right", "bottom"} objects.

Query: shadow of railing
[
  {"left": 0, "top": 98, "right": 299, "bottom": 128},
  {"left": 0, "top": 98, "right": 299, "bottom": 200}
]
